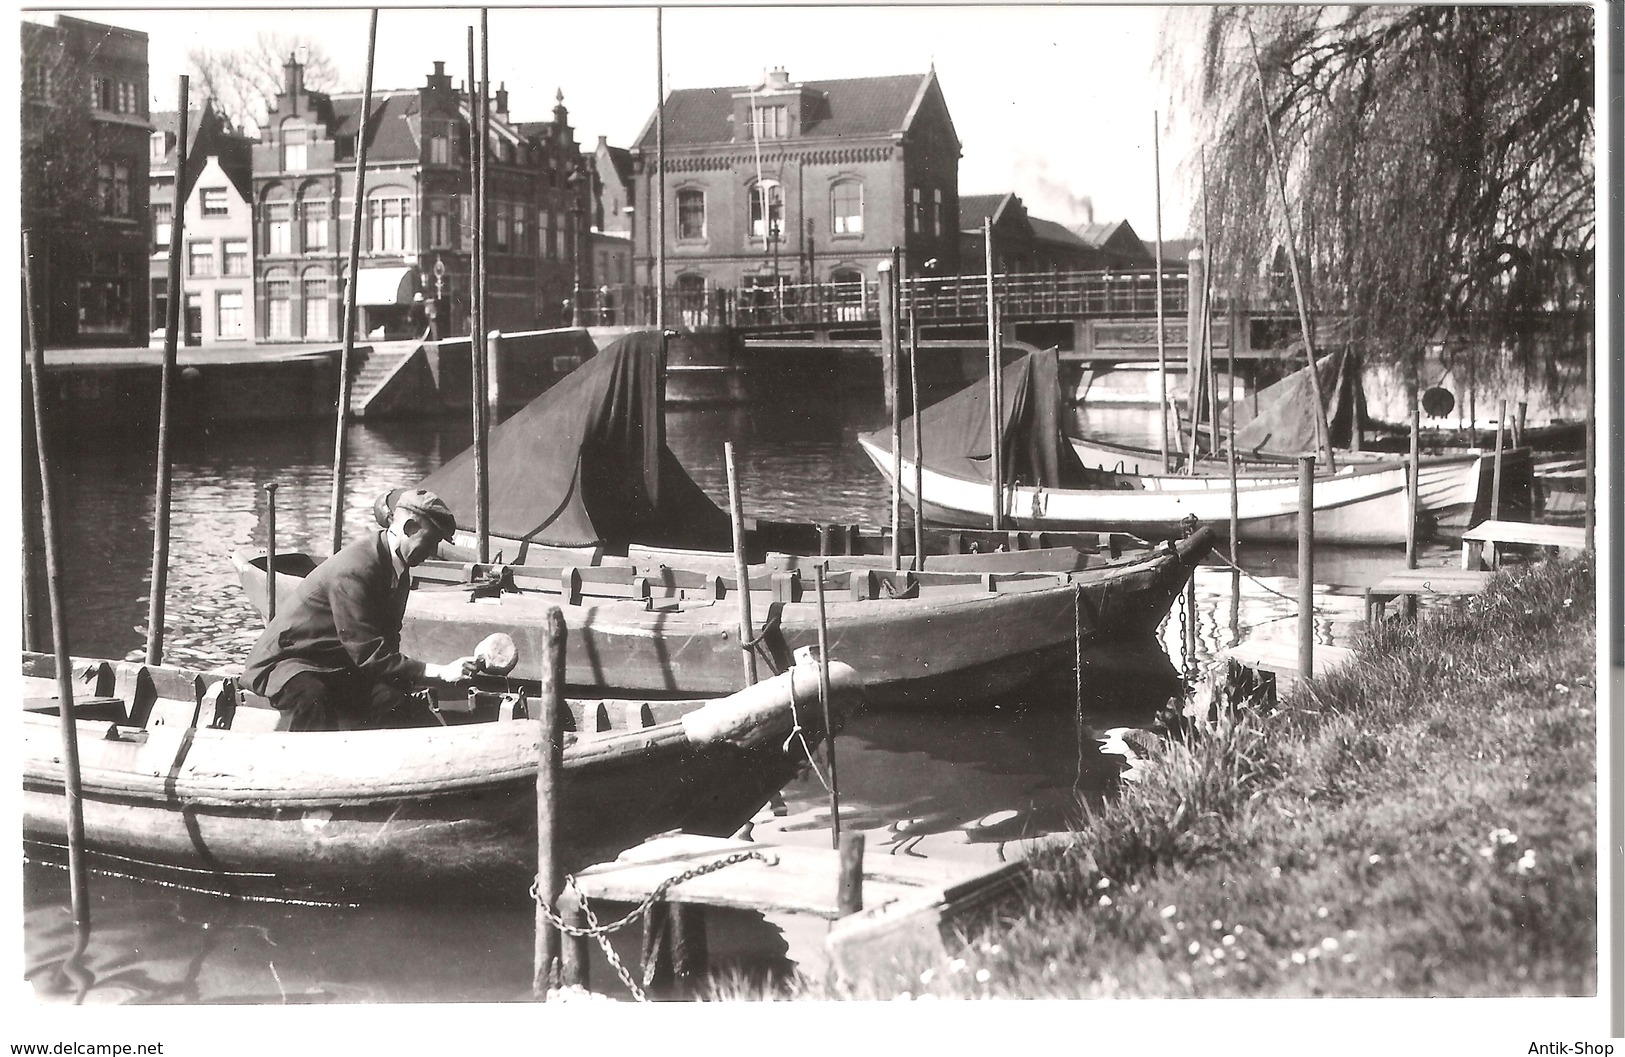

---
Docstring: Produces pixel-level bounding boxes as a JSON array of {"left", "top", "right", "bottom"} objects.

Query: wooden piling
[
  {"left": 908, "top": 307, "right": 925, "bottom": 572},
  {"left": 654, "top": 5, "right": 666, "bottom": 330},
  {"left": 984, "top": 218, "right": 1004, "bottom": 529},
  {"left": 1297, "top": 456, "right": 1316, "bottom": 681},
  {"left": 1583, "top": 331, "right": 1595, "bottom": 550},
  {"left": 329, "top": 11, "right": 377, "bottom": 555},
  {"left": 837, "top": 832, "right": 865, "bottom": 916},
  {"left": 1152, "top": 110, "right": 1170, "bottom": 472},
  {"left": 265, "top": 483, "right": 279, "bottom": 621},
  {"left": 533, "top": 605, "right": 567, "bottom": 997},
  {"left": 884, "top": 248, "right": 903, "bottom": 569},
  {"left": 147, "top": 78, "right": 189, "bottom": 666},
  {"left": 724, "top": 442, "right": 758, "bottom": 686},
  {"left": 1515, "top": 401, "right": 1527, "bottom": 450},
  {"left": 815, "top": 566, "right": 839, "bottom": 849},
  {"left": 466, "top": 29, "right": 482, "bottom": 556},
  {"left": 558, "top": 889, "right": 589, "bottom": 989},
  {"left": 1490, "top": 398, "right": 1507, "bottom": 521},
  {"left": 1405, "top": 408, "right": 1421, "bottom": 620},
  {"left": 24, "top": 229, "right": 90, "bottom": 927}
]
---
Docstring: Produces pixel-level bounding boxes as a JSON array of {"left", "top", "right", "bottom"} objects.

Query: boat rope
[
  {"left": 1202, "top": 547, "right": 1326, "bottom": 612},
  {"left": 785, "top": 676, "right": 833, "bottom": 794},
  {"left": 532, "top": 849, "right": 779, "bottom": 1001}
]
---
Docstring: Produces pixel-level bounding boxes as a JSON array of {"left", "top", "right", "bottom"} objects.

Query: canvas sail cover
[
  {"left": 1231, "top": 345, "right": 1368, "bottom": 455},
  {"left": 861, "top": 347, "right": 1093, "bottom": 488},
  {"left": 415, "top": 330, "right": 731, "bottom": 549}
]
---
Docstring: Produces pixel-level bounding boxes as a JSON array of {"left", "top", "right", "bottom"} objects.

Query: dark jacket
[{"left": 242, "top": 531, "right": 426, "bottom": 698}]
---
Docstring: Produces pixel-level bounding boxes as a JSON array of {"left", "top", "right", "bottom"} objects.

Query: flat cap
[{"left": 393, "top": 488, "right": 458, "bottom": 542}]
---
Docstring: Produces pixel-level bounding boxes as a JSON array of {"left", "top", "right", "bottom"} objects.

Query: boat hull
[
  {"left": 234, "top": 536, "right": 1211, "bottom": 711},
  {"left": 864, "top": 436, "right": 1413, "bottom": 545},
  {"left": 1068, "top": 435, "right": 1531, "bottom": 535},
  {"left": 23, "top": 656, "right": 853, "bottom": 905}
]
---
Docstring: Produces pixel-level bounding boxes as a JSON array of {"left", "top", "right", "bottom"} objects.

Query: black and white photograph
[{"left": 12, "top": 0, "right": 1616, "bottom": 1047}]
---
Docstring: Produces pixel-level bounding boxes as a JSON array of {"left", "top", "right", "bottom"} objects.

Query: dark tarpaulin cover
[
  {"left": 1232, "top": 345, "right": 1368, "bottom": 455},
  {"left": 862, "top": 347, "right": 1093, "bottom": 488},
  {"left": 415, "top": 330, "right": 731, "bottom": 549}
]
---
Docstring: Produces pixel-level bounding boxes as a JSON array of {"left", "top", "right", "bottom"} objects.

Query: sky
[{"left": 37, "top": 3, "right": 1203, "bottom": 239}]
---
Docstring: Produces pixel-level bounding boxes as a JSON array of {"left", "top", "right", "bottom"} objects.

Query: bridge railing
[{"left": 595, "top": 268, "right": 1197, "bottom": 329}]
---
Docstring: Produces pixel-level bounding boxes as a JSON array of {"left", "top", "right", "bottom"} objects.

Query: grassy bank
[{"left": 736, "top": 554, "right": 1599, "bottom": 1000}]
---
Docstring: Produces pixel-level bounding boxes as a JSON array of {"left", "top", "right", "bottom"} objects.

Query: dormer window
[{"left": 751, "top": 105, "right": 788, "bottom": 140}]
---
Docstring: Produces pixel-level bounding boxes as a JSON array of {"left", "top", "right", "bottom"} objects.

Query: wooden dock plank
[
  {"left": 1365, "top": 567, "right": 1492, "bottom": 622},
  {"left": 569, "top": 834, "right": 1017, "bottom": 921},
  {"left": 1460, "top": 518, "right": 1588, "bottom": 570},
  {"left": 1222, "top": 638, "right": 1355, "bottom": 681}
]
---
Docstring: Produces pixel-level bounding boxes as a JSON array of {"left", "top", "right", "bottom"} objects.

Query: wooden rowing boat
[
  {"left": 859, "top": 348, "right": 1419, "bottom": 544},
  {"left": 231, "top": 528, "right": 1213, "bottom": 711},
  {"left": 22, "top": 651, "right": 861, "bottom": 905}
]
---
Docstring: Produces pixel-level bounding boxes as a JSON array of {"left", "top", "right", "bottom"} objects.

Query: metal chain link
[{"left": 530, "top": 849, "right": 779, "bottom": 1001}]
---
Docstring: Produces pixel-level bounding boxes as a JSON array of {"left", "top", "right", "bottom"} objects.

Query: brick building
[
  {"left": 251, "top": 57, "right": 591, "bottom": 343},
  {"left": 961, "top": 193, "right": 1153, "bottom": 273},
  {"left": 629, "top": 67, "right": 961, "bottom": 317},
  {"left": 589, "top": 136, "right": 635, "bottom": 322},
  {"left": 21, "top": 15, "right": 150, "bottom": 347},
  {"left": 149, "top": 101, "right": 256, "bottom": 345}
]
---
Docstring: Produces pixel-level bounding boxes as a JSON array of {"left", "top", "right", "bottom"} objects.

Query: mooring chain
[
  {"left": 1203, "top": 546, "right": 1327, "bottom": 612},
  {"left": 531, "top": 849, "right": 780, "bottom": 1000},
  {"left": 1177, "top": 575, "right": 1194, "bottom": 686}
]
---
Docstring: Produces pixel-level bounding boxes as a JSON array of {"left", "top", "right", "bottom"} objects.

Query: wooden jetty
[
  {"left": 1220, "top": 637, "right": 1356, "bottom": 687},
  {"left": 1459, "top": 518, "right": 1588, "bottom": 571},
  {"left": 557, "top": 832, "right": 1028, "bottom": 990},
  {"left": 1364, "top": 567, "right": 1491, "bottom": 623}
]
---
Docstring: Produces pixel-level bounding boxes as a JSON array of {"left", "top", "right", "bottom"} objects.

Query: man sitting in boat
[{"left": 242, "top": 488, "right": 477, "bottom": 731}]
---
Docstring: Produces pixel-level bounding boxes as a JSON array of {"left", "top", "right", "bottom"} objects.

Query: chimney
[
  {"left": 426, "top": 60, "right": 452, "bottom": 92},
  {"left": 766, "top": 67, "right": 790, "bottom": 89},
  {"left": 284, "top": 52, "right": 304, "bottom": 103},
  {"left": 597, "top": 134, "right": 608, "bottom": 149},
  {"left": 496, "top": 81, "right": 509, "bottom": 120}
]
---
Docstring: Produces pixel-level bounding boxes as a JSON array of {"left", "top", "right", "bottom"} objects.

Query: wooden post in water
[
  {"left": 815, "top": 566, "right": 839, "bottom": 849},
  {"left": 1404, "top": 408, "right": 1421, "bottom": 620},
  {"left": 724, "top": 442, "right": 758, "bottom": 686},
  {"left": 25, "top": 229, "right": 91, "bottom": 927},
  {"left": 1515, "top": 401, "right": 1527, "bottom": 450},
  {"left": 1153, "top": 110, "right": 1170, "bottom": 472},
  {"left": 265, "top": 483, "right": 279, "bottom": 621},
  {"left": 22, "top": 391, "right": 48, "bottom": 652},
  {"left": 533, "top": 605, "right": 567, "bottom": 998},
  {"left": 1583, "top": 331, "right": 1595, "bottom": 550},
  {"left": 908, "top": 308, "right": 925, "bottom": 572},
  {"left": 654, "top": 6, "right": 666, "bottom": 329},
  {"left": 465, "top": 30, "right": 485, "bottom": 560},
  {"left": 1491, "top": 398, "right": 1506, "bottom": 522},
  {"left": 147, "top": 79, "right": 190, "bottom": 665},
  {"left": 880, "top": 249, "right": 902, "bottom": 567},
  {"left": 1297, "top": 456, "right": 1316, "bottom": 681},
  {"left": 329, "top": 12, "right": 378, "bottom": 555},
  {"left": 837, "top": 832, "right": 865, "bottom": 916},
  {"left": 983, "top": 218, "right": 1004, "bottom": 528}
]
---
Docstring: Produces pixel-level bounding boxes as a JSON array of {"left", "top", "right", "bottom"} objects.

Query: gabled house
[
  {"left": 1075, "top": 219, "right": 1153, "bottom": 269},
  {"left": 149, "top": 100, "right": 256, "bottom": 345},
  {"left": 630, "top": 66, "right": 961, "bottom": 316},
  {"left": 959, "top": 193, "right": 1041, "bottom": 273},
  {"left": 251, "top": 56, "right": 591, "bottom": 342}
]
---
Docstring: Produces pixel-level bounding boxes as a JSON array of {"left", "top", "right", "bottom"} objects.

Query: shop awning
[{"left": 354, "top": 266, "right": 420, "bottom": 306}]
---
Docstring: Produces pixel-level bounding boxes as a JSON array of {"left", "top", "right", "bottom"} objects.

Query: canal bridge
[{"left": 598, "top": 268, "right": 1319, "bottom": 370}]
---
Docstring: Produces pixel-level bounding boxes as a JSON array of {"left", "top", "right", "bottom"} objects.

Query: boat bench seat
[{"left": 23, "top": 694, "right": 128, "bottom": 723}]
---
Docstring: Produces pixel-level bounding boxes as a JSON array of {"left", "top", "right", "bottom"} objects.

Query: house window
[
  {"left": 513, "top": 205, "right": 529, "bottom": 255},
  {"left": 153, "top": 203, "right": 172, "bottom": 253},
  {"left": 266, "top": 202, "right": 293, "bottom": 254},
  {"left": 26, "top": 64, "right": 50, "bottom": 101},
  {"left": 429, "top": 200, "right": 454, "bottom": 249},
  {"left": 303, "top": 276, "right": 329, "bottom": 338},
  {"left": 749, "top": 181, "right": 783, "bottom": 240},
  {"left": 677, "top": 189, "right": 705, "bottom": 241},
  {"left": 368, "top": 194, "right": 414, "bottom": 253},
  {"left": 428, "top": 122, "right": 451, "bottom": 164},
  {"left": 149, "top": 131, "right": 168, "bottom": 163},
  {"left": 217, "top": 291, "right": 245, "bottom": 338},
  {"left": 201, "top": 187, "right": 229, "bottom": 217},
  {"left": 98, "top": 163, "right": 131, "bottom": 217},
  {"left": 266, "top": 276, "right": 293, "bottom": 338},
  {"left": 302, "top": 199, "right": 329, "bottom": 252},
  {"left": 933, "top": 189, "right": 944, "bottom": 237},
  {"left": 831, "top": 181, "right": 863, "bottom": 236},
  {"left": 493, "top": 201, "right": 512, "bottom": 251},
  {"left": 909, "top": 187, "right": 924, "bottom": 234},
  {"left": 751, "top": 104, "right": 788, "bottom": 140},
  {"left": 282, "top": 123, "right": 307, "bottom": 171},
  {"left": 223, "top": 240, "right": 249, "bottom": 277},
  {"left": 77, "top": 277, "right": 131, "bottom": 335},
  {"left": 187, "top": 242, "right": 215, "bottom": 277},
  {"left": 545, "top": 211, "right": 557, "bottom": 259}
]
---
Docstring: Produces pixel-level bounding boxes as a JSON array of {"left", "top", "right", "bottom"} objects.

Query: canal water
[{"left": 22, "top": 389, "right": 1461, "bottom": 1003}]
